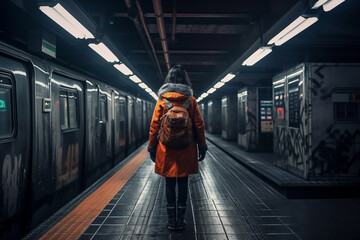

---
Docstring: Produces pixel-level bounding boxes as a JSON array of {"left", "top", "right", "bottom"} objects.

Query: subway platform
[{"left": 25, "top": 142, "right": 360, "bottom": 240}]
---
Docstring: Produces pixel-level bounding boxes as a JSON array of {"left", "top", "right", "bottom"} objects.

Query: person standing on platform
[{"left": 148, "top": 65, "right": 207, "bottom": 230}]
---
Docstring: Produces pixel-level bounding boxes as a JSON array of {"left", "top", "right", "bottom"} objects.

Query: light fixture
[
  {"left": 220, "top": 73, "right": 236, "bottom": 83},
  {"left": 39, "top": 3, "right": 94, "bottom": 39},
  {"left": 207, "top": 88, "right": 217, "bottom": 94},
  {"left": 323, "top": 0, "right": 345, "bottom": 12},
  {"left": 268, "top": 16, "right": 318, "bottom": 46},
  {"left": 114, "top": 63, "right": 133, "bottom": 75},
  {"left": 139, "top": 83, "right": 148, "bottom": 89},
  {"left": 88, "top": 42, "right": 119, "bottom": 62},
  {"left": 129, "top": 75, "right": 142, "bottom": 83},
  {"left": 150, "top": 92, "right": 158, "bottom": 100},
  {"left": 200, "top": 93, "right": 209, "bottom": 98},
  {"left": 214, "top": 82, "right": 225, "bottom": 89},
  {"left": 287, "top": 69, "right": 304, "bottom": 79},
  {"left": 242, "top": 47, "right": 272, "bottom": 66},
  {"left": 311, "top": 0, "right": 328, "bottom": 9}
]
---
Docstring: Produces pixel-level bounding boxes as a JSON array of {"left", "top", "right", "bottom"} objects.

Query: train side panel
[
  {"left": 0, "top": 51, "right": 32, "bottom": 239},
  {"left": 127, "top": 96, "right": 136, "bottom": 153},
  {"left": 50, "top": 71, "right": 85, "bottom": 199},
  {"left": 135, "top": 98, "right": 143, "bottom": 147},
  {"left": 113, "top": 91, "right": 127, "bottom": 165},
  {"left": 85, "top": 82, "right": 113, "bottom": 186}
]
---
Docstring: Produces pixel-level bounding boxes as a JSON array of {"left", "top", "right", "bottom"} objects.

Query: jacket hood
[{"left": 158, "top": 83, "right": 193, "bottom": 97}]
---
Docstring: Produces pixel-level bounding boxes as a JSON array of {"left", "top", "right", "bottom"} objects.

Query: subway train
[{"left": 0, "top": 41, "right": 154, "bottom": 239}]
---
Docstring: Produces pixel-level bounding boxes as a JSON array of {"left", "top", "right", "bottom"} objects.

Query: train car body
[{"left": 0, "top": 41, "right": 154, "bottom": 239}]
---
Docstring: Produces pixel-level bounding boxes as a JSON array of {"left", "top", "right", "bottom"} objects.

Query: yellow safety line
[{"left": 40, "top": 147, "right": 149, "bottom": 240}]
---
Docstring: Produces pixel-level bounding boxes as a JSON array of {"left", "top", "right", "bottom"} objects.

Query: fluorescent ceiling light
[
  {"left": 39, "top": 3, "right": 94, "bottom": 39},
  {"left": 129, "top": 75, "right": 142, "bottom": 83},
  {"left": 89, "top": 42, "right": 119, "bottom": 62},
  {"left": 268, "top": 17, "right": 305, "bottom": 45},
  {"left": 150, "top": 92, "right": 158, "bottom": 100},
  {"left": 207, "top": 88, "right": 217, "bottom": 94},
  {"left": 311, "top": 0, "right": 328, "bottom": 9},
  {"left": 200, "top": 93, "right": 209, "bottom": 98},
  {"left": 214, "top": 82, "right": 225, "bottom": 89},
  {"left": 275, "top": 17, "right": 318, "bottom": 46},
  {"left": 145, "top": 88, "right": 152, "bottom": 93},
  {"left": 221, "top": 73, "right": 236, "bottom": 83},
  {"left": 139, "top": 83, "right": 148, "bottom": 89},
  {"left": 268, "top": 16, "right": 318, "bottom": 46},
  {"left": 323, "top": 0, "right": 345, "bottom": 12},
  {"left": 287, "top": 69, "right": 304, "bottom": 79},
  {"left": 242, "top": 47, "right": 272, "bottom": 66},
  {"left": 114, "top": 63, "right": 133, "bottom": 75}
]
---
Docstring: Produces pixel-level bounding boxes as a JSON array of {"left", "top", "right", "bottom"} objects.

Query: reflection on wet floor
[{"left": 80, "top": 142, "right": 360, "bottom": 240}]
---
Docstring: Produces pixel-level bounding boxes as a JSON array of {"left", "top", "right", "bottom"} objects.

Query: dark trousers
[{"left": 165, "top": 176, "right": 188, "bottom": 205}]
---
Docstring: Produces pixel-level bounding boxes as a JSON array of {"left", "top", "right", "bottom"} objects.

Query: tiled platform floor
[{"left": 79, "top": 142, "right": 360, "bottom": 240}]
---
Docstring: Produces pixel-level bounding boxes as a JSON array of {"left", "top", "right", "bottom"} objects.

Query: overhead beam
[
  {"left": 131, "top": 50, "right": 228, "bottom": 54},
  {"left": 89, "top": 13, "right": 251, "bottom": 18}
]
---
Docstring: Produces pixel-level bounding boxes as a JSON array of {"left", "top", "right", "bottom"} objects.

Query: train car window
[
  {"left": 60, "top": 88, "right": 79, "bottom": 130},
  {"left": 68, "top": 92, "right": 78, "bottom": 128},
  {"left": 99, "top": 94, "right": 107, "bottom": 123},
  {"left": 0, "top": 76, "right": 14, "bottom": 139},
  {"left": 119, "top": 97, "right": 126, "bottom": 147},
  {"left": 59, "top": 91, "right": 69, "bottom": 130}
]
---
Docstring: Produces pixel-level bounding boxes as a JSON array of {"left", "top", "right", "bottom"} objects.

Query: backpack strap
[
  {"left": 182, "top": 97, "right": 191, "bottom": 109},
  {"left": 164, "top": 98, "right": 173, "bottom": 110}
]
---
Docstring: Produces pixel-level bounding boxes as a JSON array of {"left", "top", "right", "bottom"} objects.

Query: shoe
[
  {"left": 176, "top": 203, "right": 187, "bottom": 230},
  {"left": 166, "top": 204, "right": 177, "bottom": 230}
]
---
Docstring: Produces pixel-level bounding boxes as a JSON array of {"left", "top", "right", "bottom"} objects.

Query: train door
[
  {"left": 118, "top": 95, "right": 127, "bottom": 162},
  {"left": 135, "top": 98, "right": 143, "bottom": 147},
  {"left": 112, "top": 92, "right": 126, "bottom": 165},
  {"left": 0, "top": 55, "right": 31, "bottom": 239},
  {"left": 51, "top": 73, "right": 85, "bottom": 202},
  {"left": 97, "top": 87, "right": 112, "bottom": 169},
  {"left": 111, "top": 91, "right": 116, "bottom": 166},
  {"left": 142, "top": 101, "right": 148, "bottom": 141},
  {"left": 127, "top": 96, "right": 136, "bottom": 153}
]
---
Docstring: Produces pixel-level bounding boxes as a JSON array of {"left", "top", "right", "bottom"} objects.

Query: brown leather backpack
[{"left": 158, "top": 97, "right": 193, "bottom": 149}]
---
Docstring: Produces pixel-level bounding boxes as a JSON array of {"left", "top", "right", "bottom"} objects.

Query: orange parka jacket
[{"left": 149, "top": 83, "right": 206, "bottom": 177}]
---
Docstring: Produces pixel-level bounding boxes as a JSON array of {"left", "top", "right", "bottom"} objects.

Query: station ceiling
[{"left": 1, "top": 0, "right": 359, "bottom": 101}]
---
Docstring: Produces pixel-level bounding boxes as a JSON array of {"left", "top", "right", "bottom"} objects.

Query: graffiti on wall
[
  {"left": 57, "top": 143, "right": 79, "bottom": 189},
  {"left": 312, "top": 126, "right": 360, "bottom": 175},
  {"left": 274, "top": 127, "right": 287, "bottom": 165},
  {"left": 286, "top": 96, "right": 307, "bottom": 172},
  {"left": 247, "top": 111, "right": 257, "bottom": 151},
  {"left": 310, "top": 65, "right": 360, "bottom": 176},
  {"left": 1, "top": 154, "right": 21, "bottom": 217}
]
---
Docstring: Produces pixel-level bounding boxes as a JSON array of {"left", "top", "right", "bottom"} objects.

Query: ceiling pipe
[
  {"left": 171, "top": 0, "right": 177, "bottom": 42},
  {"left": 135, "top": 0, "right": 164, "bottom": 79},
  {"left": 124, "top": 0, "right": 164, "bottom": 80},
  {"left": 153, "top": 0, "right": 171, "bottom": 70},
  {"left": 124, "top": 0, "right": 132, "bottom": 8}
]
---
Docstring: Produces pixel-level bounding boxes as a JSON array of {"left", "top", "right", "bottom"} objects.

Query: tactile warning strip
[{"left": 40, "top": 147, "right": 149, "bottom": 240}]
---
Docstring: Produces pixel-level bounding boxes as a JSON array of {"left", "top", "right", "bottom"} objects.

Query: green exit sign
[{"left": 41, "top": 39, "right": 56, "bottom": 58}]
